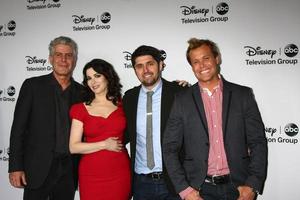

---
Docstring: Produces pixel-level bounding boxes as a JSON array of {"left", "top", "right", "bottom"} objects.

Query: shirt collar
[
  {"left": 199, "top": 74, "right": 223, "bottom": 95},
  {"left": 50, "top": 72, "right": 74, "bottom": 91},
  {"left": 141, "top": 78, "right": 162, "bottom": 94}
]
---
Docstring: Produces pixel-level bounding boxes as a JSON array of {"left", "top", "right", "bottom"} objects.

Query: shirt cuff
[{"left": 179, "top": 186, "right": 194, "bottom": 199}]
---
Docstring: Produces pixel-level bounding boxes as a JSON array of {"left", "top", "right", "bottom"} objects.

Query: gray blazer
[{"left": 162, "top": 78, "right": 267, "bottom": 194}]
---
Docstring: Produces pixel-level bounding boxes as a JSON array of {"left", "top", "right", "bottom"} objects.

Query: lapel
[
  {"left": 160, "top": 79, "right": 174, "bottom": 135},
  {"left": 69, "top": 78, "right": 82, "bottom": 105},
  {"left": 222, "top": 79, "right": 232, "bottom": 140},
  {"left": 191, "top": 84, "right": 209, "bottom": 136},
  {"left": 129, "top": 86, "right": 141, "bottom": 144},
  {"left": 43, "top": 73, "right": 57, "bottom": 99}
]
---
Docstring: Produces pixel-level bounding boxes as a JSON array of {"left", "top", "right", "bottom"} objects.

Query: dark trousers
[
  {"left": 133, "top": 173, "right": 180, "bottom": 200},
  {"left": 200, "top": 182, "right": 239, "bottom": 200},
  {"left": 23, "top": 157, "right": 76, "bottom": 200}
]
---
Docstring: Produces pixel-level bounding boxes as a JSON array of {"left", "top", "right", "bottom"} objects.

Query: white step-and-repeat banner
[{"left": 1, "top": 0, "right": 299, "bottom": 199}]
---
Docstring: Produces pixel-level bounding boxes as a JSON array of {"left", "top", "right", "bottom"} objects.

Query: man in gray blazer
[{"left": 163, "top": 38, "right": 267, "bottom": 200}]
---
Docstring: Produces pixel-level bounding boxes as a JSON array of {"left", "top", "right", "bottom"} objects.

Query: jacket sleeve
[
  {"left": 243, "top": 88, "right": 268, "bottom": 194},
  {"left": 162, "top": 94, "right": 189, "bottom": 193}
]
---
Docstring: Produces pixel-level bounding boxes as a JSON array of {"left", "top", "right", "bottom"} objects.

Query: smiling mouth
[
  {"left": 92, "top": 85, "right": 100, "bottom": 90},
  {"left": 200, "top": 69, "right": 210, "bottom": 74},
  {"left": 145, "top": 75, "right": 152, "bottom": 77}
]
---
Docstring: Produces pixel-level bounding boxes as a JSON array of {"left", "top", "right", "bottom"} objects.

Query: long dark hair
[{"left": 82, "top": 59, "right": 122, "bottom": 105}]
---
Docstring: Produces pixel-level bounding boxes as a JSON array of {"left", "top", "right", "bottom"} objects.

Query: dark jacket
[{"left": 9, "top": 73, "right": 84, "bottom": 189}]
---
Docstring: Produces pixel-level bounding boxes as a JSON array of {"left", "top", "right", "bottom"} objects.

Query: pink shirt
[{"left": 199, "top": 79, "right": 230, "bottom": 176}]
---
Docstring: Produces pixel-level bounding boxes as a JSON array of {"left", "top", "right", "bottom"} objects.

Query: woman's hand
[{"left": 104, "top": 137, "right": 123, "bottom": 152}]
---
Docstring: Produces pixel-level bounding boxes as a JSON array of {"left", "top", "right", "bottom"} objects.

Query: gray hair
[{"left": 48, "top": 36, "right": 78, "bottom": 60}]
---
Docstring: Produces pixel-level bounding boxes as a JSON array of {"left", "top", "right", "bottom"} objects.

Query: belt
[
  {"left": 139, "top": 172, "right": 163, "bottom": 180},
  {"left": 205, "top": 174, "right": 230, "bottom": 185}
]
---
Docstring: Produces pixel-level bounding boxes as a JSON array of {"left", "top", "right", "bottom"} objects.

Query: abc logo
[
  {"left": 284, "top": 44, "right": 298, "bottom": 57},
  {"left": 7, "top": 20, "right": 16, "bottom": 31},
  {"left": 160, "top": 50, "right": 167, "bottom": 61},
  {"left": 216, "top": 2, "right": 229, "bottom": 15},
  {"left": 7, "top": 86, "right": 16, "bottom": 96},
  {"left": 101, "top": 12, "right": 111, "bottom": 24},
  {"left": 53, "top": 0, "right": 60, "bottom": 2},
  {"left": 284, "top": 123, "right": 299, "bottom": 137}
]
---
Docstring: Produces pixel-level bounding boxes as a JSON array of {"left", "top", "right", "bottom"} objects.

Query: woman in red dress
[{"left": 69, "top": 59, "right": 131, "bottom": 200}]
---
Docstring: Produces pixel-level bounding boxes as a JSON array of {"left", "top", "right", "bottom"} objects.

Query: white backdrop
[{"left": 0, "top": 0, "right": 299, "bottom": 199}]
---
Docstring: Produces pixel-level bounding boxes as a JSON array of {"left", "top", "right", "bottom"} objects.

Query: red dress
[{"left": 70, "top": 103, "right": 131, "bottom": 200}]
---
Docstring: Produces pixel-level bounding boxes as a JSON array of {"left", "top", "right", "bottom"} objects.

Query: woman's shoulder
[
  {"left": 70, "top": 102, "right": 87, "bottom": 116},
  {"left": 71, "top": 102, "right": 85, "bottom": 110}
]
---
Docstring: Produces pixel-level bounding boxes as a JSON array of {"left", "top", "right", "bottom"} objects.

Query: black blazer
[
  {"left": 123, "top": 78, "right": 185, "bottom": 195},
  {"left": 9, "top": 73, "right": 84, "bottom": 189},
  {"left": 163, "top": 78, "right": 268, "bottom": 194}
]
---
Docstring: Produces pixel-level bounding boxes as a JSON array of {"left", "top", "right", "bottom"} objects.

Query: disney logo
[
  {"left": 25, "top": 56, "right": 47, "bottom": 66},
  {"left": 27, "top": 0, "right": 47, "bottom": 4},
  {"left": 123, "top": 51, "right": 132, "bottom": 61},
  {"left": 244, "top": 46, "right": 277, "bottom": 58},
  {"left": 180, "top": 6, "right": 209, "bottom": 17},
  {"left": 265, "top": 127, "right": 277, "bottom": 136},
  {"left": 72, "top": 15, "right": 95, "bottom": 25}
]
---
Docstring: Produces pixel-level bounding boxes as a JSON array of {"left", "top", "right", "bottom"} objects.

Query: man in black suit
[
  {"left": 163, "top": 38, "right": 267, "bottom": 200},
  {"left": 8, "top": 36, "right": 84, "bottom": 200},
  {"left": 123, "top": 45, "right": 185, "bottom": 200}
]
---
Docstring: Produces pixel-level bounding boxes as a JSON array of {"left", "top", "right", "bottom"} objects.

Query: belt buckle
[
  {"left": 211, "top": 174, "right": 218, "bottom": 185},
  {"left": 151, "top": 172, "right": 161, "bottom": 180}
]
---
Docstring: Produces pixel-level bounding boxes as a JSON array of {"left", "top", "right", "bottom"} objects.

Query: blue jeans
[{"left": 133, "top": 173, "right": 180, "bottom": 200}]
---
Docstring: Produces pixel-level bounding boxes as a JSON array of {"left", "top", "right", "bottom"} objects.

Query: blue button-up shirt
[{"left": 135, "top": 79, "right": 163, "bottom": 174}]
